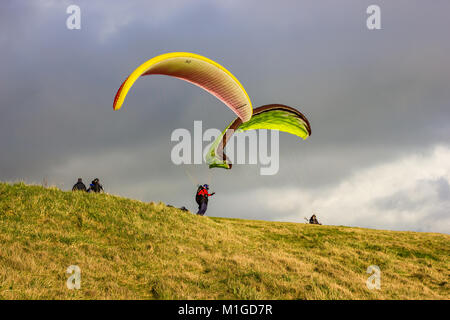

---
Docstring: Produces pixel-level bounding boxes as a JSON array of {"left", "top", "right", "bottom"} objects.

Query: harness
[{"left": 196, "top": 187, "right": 208, "bottom": 204}]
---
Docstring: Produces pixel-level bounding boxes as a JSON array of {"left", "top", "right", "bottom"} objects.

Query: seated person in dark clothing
[
  {"left": 309, "top": 214, "right": 321, "bottom": 225},
  {"left": 72, "top": 178, "right": 87, "bottom": 192},
  {"left": 87, "top": 178, "right": 104, "bottom": 193}
]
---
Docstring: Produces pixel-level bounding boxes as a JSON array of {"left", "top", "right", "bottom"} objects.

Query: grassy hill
[{"left": 0, "top": 182, "right": 448, "bottom": 300}]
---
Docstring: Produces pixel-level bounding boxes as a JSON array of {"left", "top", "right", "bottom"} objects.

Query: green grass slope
[{"left": 0, "top": 182, "right": 448, "bottom": 299}]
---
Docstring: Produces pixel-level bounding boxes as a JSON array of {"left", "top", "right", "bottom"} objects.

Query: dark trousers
[{"left": 197, "top": 201, "right": 208, "bottom": 216}]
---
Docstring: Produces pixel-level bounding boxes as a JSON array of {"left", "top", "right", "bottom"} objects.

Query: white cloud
[{"left": 216, "top": 145, "right": 450, "bottom": 234}]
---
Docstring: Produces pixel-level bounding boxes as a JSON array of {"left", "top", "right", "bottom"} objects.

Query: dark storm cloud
[{"left": 1, "top": 0, "right": 449, "bottom": 232}]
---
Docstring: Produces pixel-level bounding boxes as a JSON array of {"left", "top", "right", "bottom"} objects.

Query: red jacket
[{"left": 197, "top": 189, "right": 213, "bottom": 197}]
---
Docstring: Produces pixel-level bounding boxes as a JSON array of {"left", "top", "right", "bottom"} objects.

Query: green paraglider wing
[{"left": 206, "top": 104, "right": 311, "bottom": 169}]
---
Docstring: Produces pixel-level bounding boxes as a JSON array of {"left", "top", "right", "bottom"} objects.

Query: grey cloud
[
  {"left": 1, "top": 0, "right": 450, "bottom": 233},
  {"left": 374, "top": 177, "right": 450, "bottom": 211},
  {"left": 374, "top": 191, "right": 424, "bottom": 212}
]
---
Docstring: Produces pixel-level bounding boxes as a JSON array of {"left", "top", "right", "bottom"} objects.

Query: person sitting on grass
[
  {"left": 72, "top": 178, "right": 87, "bottom": 192},
  {"left": 309, "top": 214, "right": 321, "bottom": 225},
  {"left": 87, "top": 178, "right": 104, "bottom": 193}
]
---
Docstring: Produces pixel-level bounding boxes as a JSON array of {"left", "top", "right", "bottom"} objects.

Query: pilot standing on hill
[{"left": 196, "top": 184, "right": 215, "bottom": 216}]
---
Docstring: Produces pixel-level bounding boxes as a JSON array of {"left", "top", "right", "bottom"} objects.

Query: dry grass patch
[{"left": 0, "top": 182, "right": 449, "bottom": 299}]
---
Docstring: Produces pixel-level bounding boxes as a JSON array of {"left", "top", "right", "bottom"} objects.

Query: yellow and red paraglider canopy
[{"left": 113, "top": 52, "right": 253, "bottom": 122}]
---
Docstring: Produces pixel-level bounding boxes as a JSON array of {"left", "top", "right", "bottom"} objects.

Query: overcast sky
[{"left": 1, "top": 0, "right": 449, "bottom": 233}]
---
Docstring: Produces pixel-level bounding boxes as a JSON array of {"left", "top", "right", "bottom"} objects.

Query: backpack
[
  {"left": 89, "top": 182, "right": 102, "bottom": 193},
  {"left": 195, "top": 186, "right": 205, "bottom": 205}
]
